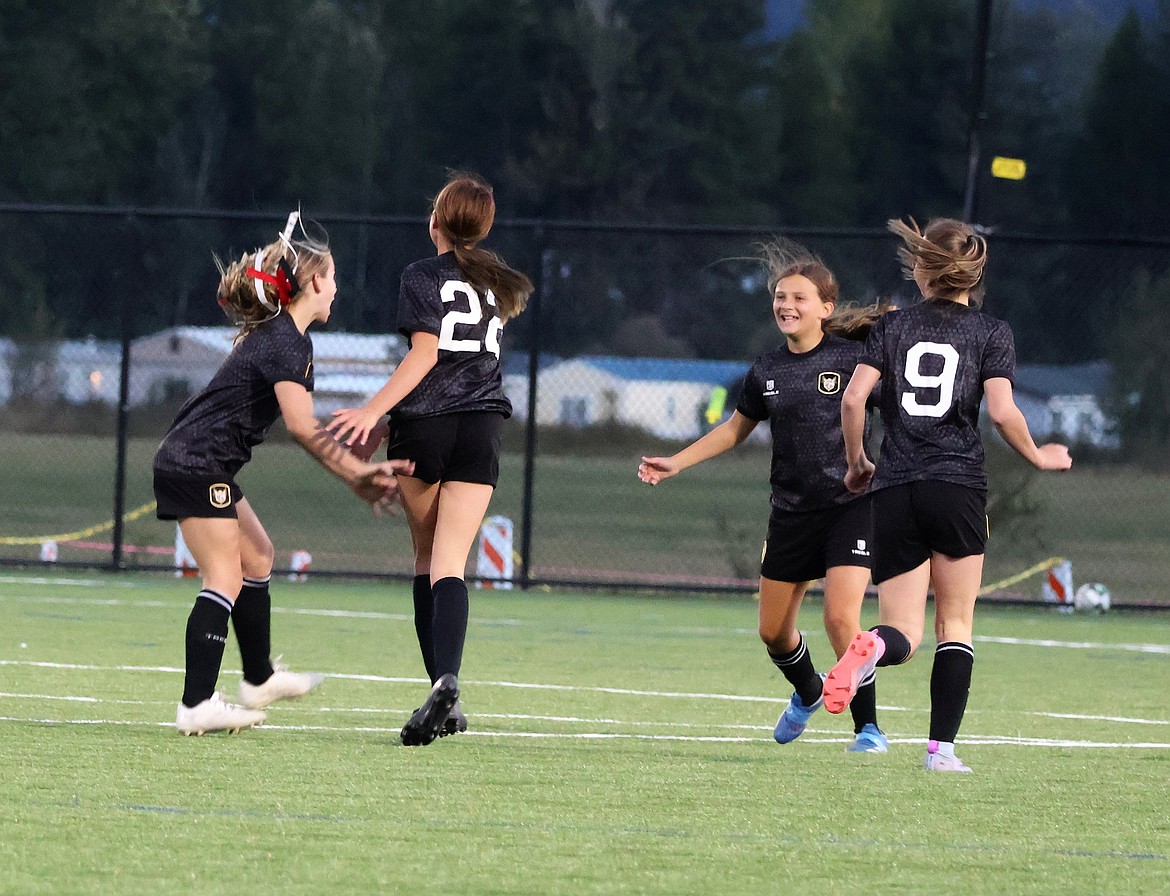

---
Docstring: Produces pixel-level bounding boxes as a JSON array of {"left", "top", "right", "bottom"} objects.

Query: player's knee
[
  {"left": 257, "top": 537, "right": 275, "bottom": 568},
  {"left": 823, "top": 608, "right": 855, "bottom": 646},
  {"left": 758, "top": 623, "right": 794, "bottom": 653}
]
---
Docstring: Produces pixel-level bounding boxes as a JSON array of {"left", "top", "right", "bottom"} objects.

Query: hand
[
  {"left": 844, "top": 454, "right": 875, "bottom": 493},
  {"left": 328, "top": 406, "right": 383, "bottom": 448},
  {"left": 638, "top": 456, "right": 679, "bottom": 485},
  {"left": 1035, "top": 443, "right": 1072, "bottom": 471},
  {"left": 349, "top": 420, "right": 390, "bottom": 462},
  {"left": 352, "top": 459, "right": 415, "bottom": 517}
]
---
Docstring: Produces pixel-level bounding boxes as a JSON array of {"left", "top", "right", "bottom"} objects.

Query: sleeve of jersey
[
  {"left": 857, "top": 314, "right": 887, "bottom": 373},
  {"left": 734, "top": 363, "right": 768, "bottom": 421},
  {"left": 254, "top": 330, "right": 314, "bottom": 390},
  {"left": 981, "top": 321, "right": 1016, "bottom": 382},
  {"left": 396, "top": 266, "right": 443, "bottom": 339}
]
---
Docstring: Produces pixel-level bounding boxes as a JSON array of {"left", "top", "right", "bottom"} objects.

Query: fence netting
[{"left": 1, "top": 209, "right": 1167, "bottom": 607}]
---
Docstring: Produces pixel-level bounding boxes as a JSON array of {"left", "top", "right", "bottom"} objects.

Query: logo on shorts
[
  {"left": 851, "top": 538, "right": 869, "bottom": 557},
  {"left": 209, "top": 483, "right": 232, "bottom": 509},
  {"left": 818, "top": 372, "right": 842, "bottom": 395}
]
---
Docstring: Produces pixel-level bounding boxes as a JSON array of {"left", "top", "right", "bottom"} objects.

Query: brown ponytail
[
  {"left": 433, "top": 173, "right": 533, "bottom": 320},
  {"left": 824, "top": 301, "right": 892, "bottom": 341},
  {"left": 889, "top": 216, "right": 987, "bottom": 304}
]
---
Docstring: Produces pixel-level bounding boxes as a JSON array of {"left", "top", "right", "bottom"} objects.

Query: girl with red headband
[{"left": 153, "top": 214, "right": 414, "bottom": 736}]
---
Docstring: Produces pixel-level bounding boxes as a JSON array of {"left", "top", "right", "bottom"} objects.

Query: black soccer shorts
[
  {"left": 387, "top": 410, "right": 503, "bottom": 486},
  {"left": 760, "top": 495, "right": 873, "bottom": 583},
  {"left": 870, "top": 480, "right": 988, "bottom": 584},
  {"left": 153, "top": 471, "right": 244, "bottom": 520}
]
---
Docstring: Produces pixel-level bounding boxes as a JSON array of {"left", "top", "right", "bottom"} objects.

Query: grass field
[
  {"left": 2, "top": 571, "right": 1168, "bottom": 894},
  {"left": 2, "top": 430, "right": 1170, "bottom": 602}
]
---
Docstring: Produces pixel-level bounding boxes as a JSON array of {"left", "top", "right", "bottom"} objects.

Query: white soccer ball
[{"left": 1073, "top": 582, "right": 1111, "bottom": 613}]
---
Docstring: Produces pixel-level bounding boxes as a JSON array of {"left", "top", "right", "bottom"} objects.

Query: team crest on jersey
[
  {"left": 817, "top": 372, "right": 842, "bottom": 395},
  {"left": 209, "top": 483, "right": 232, "bottom": 509}
]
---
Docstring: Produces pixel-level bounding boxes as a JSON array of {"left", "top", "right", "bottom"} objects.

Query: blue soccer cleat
[
  {"left": 773, "top": 676, "right": 825, "bottom": 744},
  {"left": 846, "top": 723, "right": 888, "bottom": 753}
]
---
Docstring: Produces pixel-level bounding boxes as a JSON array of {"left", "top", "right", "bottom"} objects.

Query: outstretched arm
[
  {"left": 842, "top": 363, "right": 880, "bottom": 493},
  {"left": 638, "top": 411, "right": 758, "bottom": 485},
  {"left": 984, "top": 377, "right": 1072, "bottom": 471},
  {"left": 276, "top": 381, "right": 413, "bottom": 512},
  {"left": 328, "top": 332, "right": 440, "bottom": 447}
]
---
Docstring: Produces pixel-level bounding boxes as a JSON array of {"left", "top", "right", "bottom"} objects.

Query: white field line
[
  {"left": 2, "top": 660, "right": 1169, "bottom": 728},
  {"left": 975, "top": 635, "right": 1170, "bottom": 655},
  {"left": 2, "top": 683, "right": 1168, "bottom": 748},
  {"left": 0, "top": 576, "right": 120, "bottom": 588},
  {"left": 0, "top": 714, "right": 1167, "bottom": 748},
  {"left": 4, "top": 691, "right": 1166, "bottom": 733},
  {"left": 5, "top": 592, "right": 1170, "bottom": 655}
]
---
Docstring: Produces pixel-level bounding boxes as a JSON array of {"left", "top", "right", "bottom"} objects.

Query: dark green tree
[
  {"left": 1066, "top": 9, "right": 1170, "bottom": 235},
  {"left": 0, "top": 0, "right": 204, "bottom": 203},
  {"left": 1106, "top": 268, "right": 1170, "bottom": 468}
]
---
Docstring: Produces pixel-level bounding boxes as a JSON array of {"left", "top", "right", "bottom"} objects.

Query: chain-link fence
[{"left": 2, "top": 207, "right": 1168, "bottom": 607}]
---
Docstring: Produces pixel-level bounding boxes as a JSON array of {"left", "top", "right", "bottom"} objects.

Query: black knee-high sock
[
  {"left": 768, "top": 634, "right": 823, "bottom": 707},
  {"left": 850, "top": 672, "right": 879, "bottom": 732},
  {"left": 232, "top": 576, "right": 273, "bottom": 685},
  {"left": 412, "top": 574, "right": 437, "bottom": 683},
  {"left": 182, "top": 590, "right": 232, "bottom": 707},
  {"left": 929, "top": 641, "right": 974, "bottom": 743},
  {"left": 872, "top": 624, "right": 912, "bottom": 666},
  {"left": 431, "top": 576, "right": 469, "bottom": 679}
]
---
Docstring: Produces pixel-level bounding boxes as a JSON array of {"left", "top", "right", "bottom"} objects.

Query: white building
[
  {"left": 510, "top": 355, "right": 749, "bottom": 440},
  {"left": 130, "top": 326, "right": 406, "bottom": 415},
  {"left": 1010, "top": 361, "right": 1116, "bottom": 449},
  {"left": 0, "top": 326, "right": 406, "bottom": 411}
]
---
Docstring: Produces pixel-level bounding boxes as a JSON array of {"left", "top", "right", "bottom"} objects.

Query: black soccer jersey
[
  {"left": 859, "top": 299, "right": 1015, "bottom": 492},
  {"left": 737, "top": 335, "right": 868, "bottom": 512},
  {"left": 153, "top": 313, "right": 314, "bottom": 478},
  {"left": 391, "top": 252, "right": 511, "bottom": 422}
]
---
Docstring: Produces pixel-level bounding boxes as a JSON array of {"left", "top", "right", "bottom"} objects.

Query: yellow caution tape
[
  {"left": 0, "top": 501, "right": 158, "bottom": 545},
  {"left": 978, "top": 556, "right": 1065, "bottom": 596}
]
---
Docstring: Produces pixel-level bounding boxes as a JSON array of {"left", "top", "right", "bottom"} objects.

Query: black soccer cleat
[
  {"left": 400, "top": 673, "right": 459, "bottom": 747},
  {"left": 440, "top": 700, "right": 468, "bottom": 737}
]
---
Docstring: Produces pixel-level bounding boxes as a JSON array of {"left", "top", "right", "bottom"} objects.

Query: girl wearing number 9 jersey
[
  {"left": 329, "top": 173, "right": 533, "bottom": 746},
  {"left": 824, "top": 217, "right": 1071, "bottom": 772}
]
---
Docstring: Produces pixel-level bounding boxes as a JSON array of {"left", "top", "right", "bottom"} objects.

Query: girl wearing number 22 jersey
[
  {"left": 330, "top": 173, "right": 533, "bottom": 747},
  {"left": 824, "top": 217, "right": 1071, "bottom": 772}
]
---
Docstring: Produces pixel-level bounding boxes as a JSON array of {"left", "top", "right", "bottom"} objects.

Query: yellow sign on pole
[{"left": 991, "top": 156, "right": 1027, "bottom": 180}]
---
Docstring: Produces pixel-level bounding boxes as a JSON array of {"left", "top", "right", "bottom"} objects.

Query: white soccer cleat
[
  {"left": 238, "top": 656, "right": 325, "bottom": 710},
  {"left": 924, "top": 742, "right": 972, "bottom": 772},
  {"left": 176, "top": 692, "right": 266, "bottom": 736}
]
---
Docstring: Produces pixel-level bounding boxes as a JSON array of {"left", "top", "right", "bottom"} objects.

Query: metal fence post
[
  {"left": 517, "top": 224, "right": 546, "bottom": 590},
  {"left": 110, "top": 215, "right": 134, "bottom": 571}
]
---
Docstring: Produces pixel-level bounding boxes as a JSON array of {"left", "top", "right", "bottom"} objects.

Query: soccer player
[
  {"left": 824, "top": 217, "right": 1071, "bottom": 772},
  {"left": 639, "top": 242, "right": 889, "bottom": 753},
  {"left": 329, "top": 173, "right": 533, "bottom": 746},
  {"left": 154, "top": 214, "right": 413, "bottom": 736}
]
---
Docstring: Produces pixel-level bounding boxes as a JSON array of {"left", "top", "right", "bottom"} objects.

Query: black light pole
[{"left": 962, "top": 0, "right": 995, "bottom": 223}]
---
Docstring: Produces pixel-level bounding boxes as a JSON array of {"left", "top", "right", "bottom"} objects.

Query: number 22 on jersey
[
  {"left": 901, "top": 341, "right": 959, "bottom": 418},
  {"left": 437, "top": 280, "right": 502, "bottom": 358}
]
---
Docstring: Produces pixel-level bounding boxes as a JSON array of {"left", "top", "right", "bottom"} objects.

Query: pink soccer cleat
[{"left": 822, "top": 630, "right": 884, "bottom": 714}]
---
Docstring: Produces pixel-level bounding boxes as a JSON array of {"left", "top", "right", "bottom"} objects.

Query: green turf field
[
  {"left": 1, "top": 572, "right": 1167, "bottom": 894},
  {"left": 2, "top": 432, "right": 1170, "bottom": 604}
]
